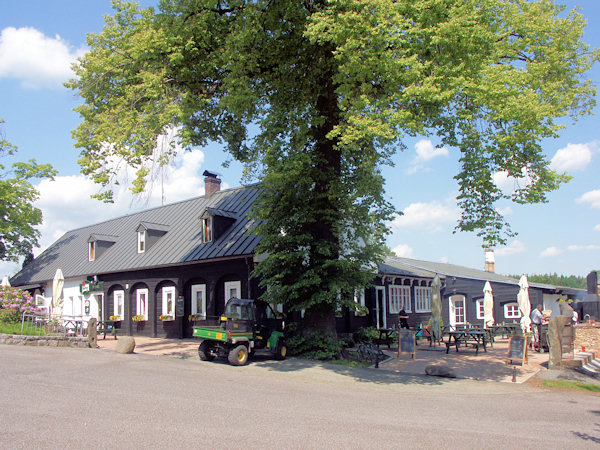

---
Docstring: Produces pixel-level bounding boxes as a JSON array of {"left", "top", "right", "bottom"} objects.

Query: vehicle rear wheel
[
  {"left": 228, "top": 344, "right": 249, "bottom": 366},
  {"left": 198, "top": 341, "right": 215, "bottom": 361},
  {"left": 274, "top": 341, "right": 287, "bottom": 360}
]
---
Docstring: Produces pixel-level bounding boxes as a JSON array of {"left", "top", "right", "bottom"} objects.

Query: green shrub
[
  {"left": 352, "top": 326, "right": 379, "bottom": 344},
  {"left": 286, "top": 332, "right": 343, "bottom": 360},
  {"left": 0, "top": 286, "right": 41, "bottom": 324}
]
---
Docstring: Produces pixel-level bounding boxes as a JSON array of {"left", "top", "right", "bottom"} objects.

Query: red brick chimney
[
  {"left": 203, "top": 170, "right": 221, "bottom": 196},
  {"left": 484, "top": 248, "right": 495, "bottom": 273}
]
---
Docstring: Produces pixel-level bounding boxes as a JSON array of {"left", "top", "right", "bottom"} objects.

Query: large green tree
[
  {"left": 0, "top": 119, "right": 56, "bottom": 263},
  {"left": 68, "top": 0, "right": 598, "bottom": 333}
]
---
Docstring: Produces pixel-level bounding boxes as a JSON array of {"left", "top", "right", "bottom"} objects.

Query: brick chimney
[
  {"left": 203, "top": 170, "right": 221, "bottom": 196},
  {"left": 484, "top": 248, "right": 495, "bottom": 273}
]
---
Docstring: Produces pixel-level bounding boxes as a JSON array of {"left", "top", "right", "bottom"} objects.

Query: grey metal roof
[
  {"left": 379, "top": 256, "right": 586, "bottom": 294},
  {"left": 11, "top": 184, "right": 261, "bottom": 285},
  {"left": 379, "top": 256, "right": 520, "bottom": 285}
]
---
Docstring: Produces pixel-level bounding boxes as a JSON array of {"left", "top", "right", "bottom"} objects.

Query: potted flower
[
  {"left": 131, "top": 315, "right": 145, "bottom": 322},
  {"left": 159, "top": 314, "right": 174, "bottom": 321}
]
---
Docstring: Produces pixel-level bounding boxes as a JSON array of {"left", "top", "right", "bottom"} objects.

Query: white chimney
[{"left": 485, "top": 248, "right": 495, "bottom": 273}]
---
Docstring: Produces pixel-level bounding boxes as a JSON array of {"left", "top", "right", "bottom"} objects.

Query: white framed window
[
  {"left": 202, "top": 217, "right": 212, "bottom": 243},
  {"left": 191, "top": 284, "right": 206, "bottom": 318},
  {"left": 414, "top": 286, "right": 431, "bottom": 313},
  {"left": 136, "top": 288, "right": 149, "bottom": 320},
  {"left": 162, "top": 286, "right": 176, "bottom": 317},
  {"left": 353, "top": 289, "right": 365, "bottom": 316},
  {"left": 504, "top": 302, "right": 521, "bottom": 319},
  {"left": 88, "top": 241, "right": 95, "bottom": 261},
  {"left": 389, "top": 285, "right": 411, "bottom": 313},
  {"left": 113, "top": 290, "right": 124, "bottom": 320},
  {"left": 476, "top": 300, "right": 485, "bottom": 320},
  {"left": 137, "top": 231, "right": 146, "bottom": 253},
  {"left": 224, "top": 281, "right": 241, "bottom": 306}
]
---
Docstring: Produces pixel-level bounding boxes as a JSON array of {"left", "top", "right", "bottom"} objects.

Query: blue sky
[{"left": 0, "top": 0, "right": 599, "bottom": 280}]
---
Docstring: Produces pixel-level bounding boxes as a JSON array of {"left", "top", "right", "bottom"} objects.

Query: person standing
[
  {"left": 398, "top": 307, "right": 409, "bottom": 329},
  {"left": 531, "top": 304, "right": 543, "bottom": 352}
]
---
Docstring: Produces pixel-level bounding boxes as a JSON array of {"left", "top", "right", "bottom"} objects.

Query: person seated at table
[{"left": 398, "top": 307, "right": 409, "bottom": 329}]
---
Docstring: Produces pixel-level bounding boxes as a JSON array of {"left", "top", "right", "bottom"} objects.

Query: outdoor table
[
  {"left": 97, "top": 320, "right": 120, "bottom": 340},
  {"left": 373, "top": 328, "right": 395, "bottom": 349},
  {"left": 445, "top": 330, "right": 488, "bottom": 355}
]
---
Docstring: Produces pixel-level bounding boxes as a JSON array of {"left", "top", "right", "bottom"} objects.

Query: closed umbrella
[
  {"left": 52, "top": 268, "right": 64, "bottom": 317},
  {"left": 483, "top": 281, "right": 494, "bottom": 328},
  {"left": 1, "top": 275, "right": 10, "bottom": 287},
  {"left": 518, "top": 275, "right": 531, "bottom": 333},
  {"left": 430, "top": 274, "right": 442, "bottom": 341}
]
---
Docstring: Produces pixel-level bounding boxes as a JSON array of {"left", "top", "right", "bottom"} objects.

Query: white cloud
[
  {"left": 0, "top": 27, "right": 85, "bottom": 89},
  {"left": 391, "top": 198, "right": 459, "bottom": 231},
  {"left": 439, "top": 256, "right": 449, "bottom": 264},
  {"left": 495, "top": 240, "right": 525, "bottom": 256},
  {"left": 567, "top": 244, "right": 600, "bottom": 251},
  {"left": 407, "top": 139, "right": 449, "bottom": 173},
  {"left": 392, "top": 244, "right": 413, "bottom": 258},
  {"left": 540, "top": 246, "right": 563, "bottom": 258},
  {"left": 496, "top": 206, "right": 513, "bottom": 216},
  {"left": 550, "top": 142, "right": 594, "bottom": 173},
  {"left": 32, "top": 148, "right": 207, "bottom": 254},
  {"left": 576, "top": 190, "right": 600, "bottom": 209},
  {"left": 492, "top": 168, "right": 533, "bottom": 194},
  {"left": 595, "top": 224, "right": 600, "bottom": 232}
]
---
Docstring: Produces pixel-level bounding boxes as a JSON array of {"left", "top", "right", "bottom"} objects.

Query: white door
[
  {"left": 449, "top": 295, "right": 466, "bottom": 330},
  {"left": 375, "top": 286, "right": 387, "bottom": 329}
]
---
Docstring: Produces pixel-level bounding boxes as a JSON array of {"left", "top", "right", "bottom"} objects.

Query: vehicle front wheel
[
  {"left": 228, "top": 344, "right": 249, "bottom": 366},
  {"left": 274, "top": 341, "right": 287, "bottom": 360},
  {"left": 198, "top": 341, "right": 215, "bottom": 361}
]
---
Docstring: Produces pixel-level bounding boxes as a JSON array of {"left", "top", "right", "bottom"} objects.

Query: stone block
[
  {"left": 425, "top": 364, "right": 457, "bottom": 378},
  {"left": 115, "top": 336, "right": 135, "bottom": 354}
]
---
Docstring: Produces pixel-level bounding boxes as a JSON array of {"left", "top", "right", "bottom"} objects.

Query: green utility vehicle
[{"left": 193, "top": 298, "right": 287, "bottom": 366}]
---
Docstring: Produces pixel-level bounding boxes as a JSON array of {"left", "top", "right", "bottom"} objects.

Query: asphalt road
[{"left": 1, "top": 345, "right": 598, "bottom": 449}]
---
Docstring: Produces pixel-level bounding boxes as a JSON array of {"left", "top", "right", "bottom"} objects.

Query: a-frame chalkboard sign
[
  {"left": 397, "top": 330, "right": 416, "bottom": 359},
  {"left": 506, "top": 335, "right": 528, "bottom": 366}
]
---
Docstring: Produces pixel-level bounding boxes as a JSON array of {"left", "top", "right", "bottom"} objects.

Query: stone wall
[
  {"left": 0, "top": 334, "right": 89, "bottom": 348},
  {"left": 574, "top": 324, "right": 600, "bottom": 352}
]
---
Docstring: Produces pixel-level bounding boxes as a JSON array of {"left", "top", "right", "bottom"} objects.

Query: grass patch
[
  {"left": 542, "top": 379, "right": 600, "bottom": 393},
  {"left": 0, "top": 322, "right": 49, "bottom": 336},
  {"left": 325, "top": 359, "right": 372, "bottom": 368}
]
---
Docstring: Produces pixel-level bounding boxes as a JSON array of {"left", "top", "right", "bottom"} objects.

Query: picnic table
[
  {"left": 445, "top": 330, "right": 489, "bottom": 355},
  {"left": 97, "top": 320, "right": 120, "bottom": 340},
  {"left": 373, "top": 328, "right": 396, "bottom": 349}
]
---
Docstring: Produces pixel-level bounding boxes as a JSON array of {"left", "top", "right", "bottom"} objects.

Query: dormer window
[
  {"left": 137, "top": 230, "right": 146, "bottom": 253},
  {"left": 88, "top": 241, "right": 95, "bottom": 261},
  {"left": 202, "top": 216, "right": 212, "bottom": 243},
  {"left": 87, "top": 233, "right": 117, "bottom": 261}
]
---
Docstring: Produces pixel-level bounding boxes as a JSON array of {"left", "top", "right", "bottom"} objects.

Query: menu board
[
  {"left": 397, "top": 330, "right": 416, "bottom": 359},
  {"left": 506, "top": 335, "right": 528, "bottom": 366}
]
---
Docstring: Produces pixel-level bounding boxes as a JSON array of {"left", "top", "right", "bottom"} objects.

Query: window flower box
[
  {"left": 188, "top": 314, "right": 204, "bottom": 322},
  {"left": 159, "top": 315, "right": 174, "bottom": 321},
  {"left": 132, "top": 315, "right": 145, "bottom": 322},
  {"left": 109, "top": 315, "right": 121, "bottom": 321}
]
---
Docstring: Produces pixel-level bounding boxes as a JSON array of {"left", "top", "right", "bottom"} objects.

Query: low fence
[
  {"left": 20, "top": 312, "right": 89, "bottom": 337},
  {"left": 0, "top": 333, "right": 89, "bottom": 348}
]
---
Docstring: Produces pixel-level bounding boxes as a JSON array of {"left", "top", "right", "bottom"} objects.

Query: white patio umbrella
[
  {"left": 430, "top": 274, "right": 442, "bottom": 341},
  {"left": 52, "top": 268, "right": 64, "bottom": 317},
  {"left": 1, "top": 275, "right": 10, "bottom": 287},
  {"left": 483, "top": 281, "right": 494, "bottom": 328},
  {"left": 518, "top": 275, "right": 531, "bottom": 333}
]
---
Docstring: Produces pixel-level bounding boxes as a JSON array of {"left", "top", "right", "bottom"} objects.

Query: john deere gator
[{"left": 193, "top": 298, "right": 287, "bottom": 366}]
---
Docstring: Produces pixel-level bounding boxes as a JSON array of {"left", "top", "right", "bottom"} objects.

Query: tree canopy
[
  {"left": 68, "top": 0, "right": 598, "bottom": 331},
  {"left": 0, "top": 119, "right": 56, "bottom": 263}
]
